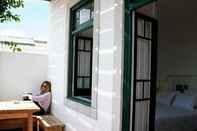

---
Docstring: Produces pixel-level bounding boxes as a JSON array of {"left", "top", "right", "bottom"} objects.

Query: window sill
[
  {"left": 65, "top": 97, "right": 97, "bottom": 119},
  {"left": 67, "top": 96, "right": 91, "bottom": 107}
]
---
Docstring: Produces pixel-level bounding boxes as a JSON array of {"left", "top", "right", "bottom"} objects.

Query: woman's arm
[
  {"left": 32, "top": 94, "right": 46, "bottom": 102},
  {"left": 32, "top": 92, "right": 51, "bottom": 112}
]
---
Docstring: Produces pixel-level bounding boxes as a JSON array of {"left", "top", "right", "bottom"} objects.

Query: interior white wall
[
  {"left": 48, "top": 0, "right": 123, "bottom": 131},
  {"left": 0, "top": 52, "right": 48, "bottom": 100},
  {"left": 157, "top": 0, "right": 197, "bottom": 88}
]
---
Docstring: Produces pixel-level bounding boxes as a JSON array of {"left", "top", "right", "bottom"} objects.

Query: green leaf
[
  {"left": 16, "top": 48, "right": 22, "bottom": 52},
  {"left": 1, "top": 41, "right": 22, "bottom": 52},
  {"left": 0, "top": 0, "right": 24, "bottom": 23}
]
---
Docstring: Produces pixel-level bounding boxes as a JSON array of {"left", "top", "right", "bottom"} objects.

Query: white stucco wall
[
  {"left": 0, "top": 52, "right": 48, "bottom": 100},
  {"left": 48, "top": 0, "right": 123, "bottom": 131}
]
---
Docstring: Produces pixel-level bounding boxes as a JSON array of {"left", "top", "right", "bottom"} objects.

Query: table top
[{"left": 0, "top": 100, "right": 40, "bottom": 114}]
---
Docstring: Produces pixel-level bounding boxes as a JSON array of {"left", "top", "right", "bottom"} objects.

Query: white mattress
[{"left": 155, "top": 103, "right": 197, "bottom": 131}]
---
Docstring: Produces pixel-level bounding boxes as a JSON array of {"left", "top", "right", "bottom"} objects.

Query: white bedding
[{"left": 156, "top": 102, "right": 197, "bottom": 131}]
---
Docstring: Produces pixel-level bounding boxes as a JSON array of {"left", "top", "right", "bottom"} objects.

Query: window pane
[
  {"left": 136, "top": 38, "right": 152, "bottom": 80},
  {"left": 74, "top": 1, "right": 94, "bottom": 29},
  {"left": 85, "top": 40, "right": 91, "bottom": 51},
  {"left": 84, "top": 78, "right": 90, "bottom": 89},
  {"left": 77, "top": 52, "right": 91, "bottom": 76},
  {"left": 77, "top": 78, "right": 83, "bottom": 89},
  {"left": 75, "top": 11, "right": 80, "bottom": 28},
  {"left": 78, "top": 39, "right": 84, "bottom": 50},
  {"left": 145, "top": 22, "right": 152, "bottom": 38},
  {"left": 144, "top": 82, "right": 150, "bottom": 98},
  {"left": 79, "top": 9, "right": 91, "bottom": 24},
  {"left": 135, "top": 101, "right": 150, "bottom": 131},
  {"left": 136, "top": 82, "right": 143, "bottom": 99},
  {"left": 137, "top": 18, "right": 144, "bottom": 36},
  {"left": 85, "top": 52, "right": 91, "bottom": 76}
]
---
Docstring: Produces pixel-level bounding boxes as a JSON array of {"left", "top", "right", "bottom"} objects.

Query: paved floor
[
  {"left": 0, "top": 129, "right": 22, "bottom": 131},
  {"left": 0, "top": 128, "right": 39, "bottom": 131}
]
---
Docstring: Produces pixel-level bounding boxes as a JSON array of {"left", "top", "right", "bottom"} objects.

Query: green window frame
[
  {"left": 128, "top": 0, "right": 156, "bottom": 9},
  {"left": 122, "top": 0, "right": 157, "bottom": 131},
  {"left": 67, "top": 0, "right": 94, "bottom": 106}
]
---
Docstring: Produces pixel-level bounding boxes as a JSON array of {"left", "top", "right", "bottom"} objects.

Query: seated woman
[{"left": 23, "top": 81, "right": 52, "bottom": 115}]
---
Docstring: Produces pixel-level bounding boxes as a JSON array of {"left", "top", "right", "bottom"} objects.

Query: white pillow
[
  {"left": 172, "top": 93, "right": 197, "bottom": 110},
  {"left": 185, "top": 89, "right": 197, "bottom": 96},
  {"left": 157, "top": 92, "right": 176, "bottom": 106}
]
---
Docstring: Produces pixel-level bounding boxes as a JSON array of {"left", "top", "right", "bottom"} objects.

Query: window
[{"left": 68, "top": 0, "right": 94, "bottom": 106}]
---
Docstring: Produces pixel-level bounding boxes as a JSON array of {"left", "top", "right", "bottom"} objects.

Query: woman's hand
[
  {"left": 22, "top": 96, "right": 29, "bottom": 101},
  {"left": 27, "top": 94, "right": 32, "bottom": 100},
  {"left": 22, "top": 94, "right": 32, "bottom": 101}
]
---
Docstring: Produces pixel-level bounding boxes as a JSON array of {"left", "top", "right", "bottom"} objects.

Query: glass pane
[
  {"left": 78, "top": 52, "right": 85, "bottom": 75},
  {"left": 77, "top": 78, "right": 83, "bottom": 89},
  {"left": 136, "top": 38, "right": 152, "bottom": 80},
  {"left": 77, "top": 52, "right": 91, "bottom": 76},
  {"left": 135, "top": 101, "right": 150, "bottom": 131},
  {"left": 137, "top": 18, "right": 144, "bottom": 36},
  {"left": 145, "top": 22, "right": 152, "bottom": 38},
  {"left": 84, "top": 78, "right": 90, "bottom": 89},
  {"left": 79, "top": 9, "right": 91, "bottom": 24},
  {"left": 77, "top": 52, "right": 81, "bottom": 75},
  {"left": 91, "top": 10, "right": 94, "bottom": 19},
  {"left": 136, "top": 82, "right": 143, "bottom": 99},
  {"left": 144, "top": 82, "right": 150, "bottom": 98},
  {"left": 84, "top": 52, "right": 91, "bottom": 76},
  {"left": 74, "top": 1, "right": 94, "bottom": 29},
  {"left": 75, "top": 11, "right": 80, "bottom": 28},
  {"left": 78, "top": 39, "right": 84, "bottom": 50},
  {"left": 85, "top": 40, "right": 91, "bottom": 51}
]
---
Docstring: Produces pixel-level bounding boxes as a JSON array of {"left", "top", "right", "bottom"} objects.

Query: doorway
[
  {"left": 123, "top": 1, "right": 197, "bottom": 131},
  {"left": 122, "top": 1, "right": 158, "bottom": 131},
  {"left": 131, "top": 12, "right": 157, "bottom": 131}
]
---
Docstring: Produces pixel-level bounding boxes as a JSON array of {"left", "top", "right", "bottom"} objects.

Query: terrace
[{"left": 3, "top": 0, "right": 196, "bottom": 131}]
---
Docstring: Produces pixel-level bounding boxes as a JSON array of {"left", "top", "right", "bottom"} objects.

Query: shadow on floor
[
  {"left": 0, "top": 129, "right": 22, "bottom": 131},
  {"left": 0, "top": 128, "right": 40, "bottom": 131}
]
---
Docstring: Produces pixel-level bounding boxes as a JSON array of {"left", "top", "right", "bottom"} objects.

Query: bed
[
  {"left": 156, "top": 75, "right": 197, "bottom": 131},
  {"left": 156, "top": 102, "right": 197, "bottom": 131}
]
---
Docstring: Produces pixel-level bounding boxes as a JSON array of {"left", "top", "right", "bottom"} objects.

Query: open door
[
  {"left": 131, "top": 12, "right": 157, "bottom": 131},
  {"left": 122, "top": 1, "right": 158, "bottom": 131}
]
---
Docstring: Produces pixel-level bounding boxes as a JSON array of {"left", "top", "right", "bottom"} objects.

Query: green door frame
[{"left": 122, "top": 0, "right": 157, "bottom": 131}]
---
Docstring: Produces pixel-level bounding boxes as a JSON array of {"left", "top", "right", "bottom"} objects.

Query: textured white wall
[
  {"left": 0, "top": 52, "right": 48, "bottom": 100},
  {"left": 48, "top": 0, "right": 123, "bottom": 131}
]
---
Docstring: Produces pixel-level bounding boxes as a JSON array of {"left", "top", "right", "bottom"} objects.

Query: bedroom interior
[
  {"left": 155, "top": 0, "right": 197, "bottom": 131},
  {"left": 136, "top": 0, "right": 197, "bottom": 131}
]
